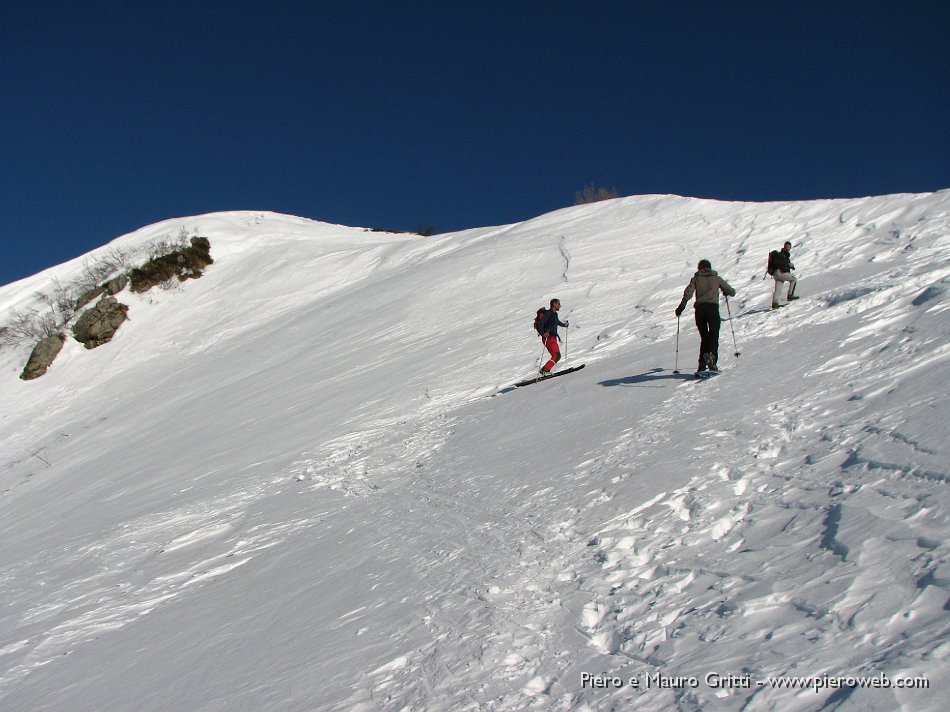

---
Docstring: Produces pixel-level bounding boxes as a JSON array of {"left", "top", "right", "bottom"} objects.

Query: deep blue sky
[{"left": 2, "top": 1, "right": 948, "bottom": 286}]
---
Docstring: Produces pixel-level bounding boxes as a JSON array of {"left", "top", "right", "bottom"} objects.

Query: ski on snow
[{"left": 514, "top": 364, "right": 586, "bottom": 387}]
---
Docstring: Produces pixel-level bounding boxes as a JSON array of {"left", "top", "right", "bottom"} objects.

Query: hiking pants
[
  {"left": 772, "top": 271, "right": 797, "bottom": 303},
  {"left": 694, "top": 303, "right": 721, "bottom": 366},
  {"left": 542, "top": 336, "right": 561, "bottom": 372}
]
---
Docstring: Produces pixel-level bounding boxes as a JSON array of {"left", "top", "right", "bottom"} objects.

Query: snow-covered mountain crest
[{"left": 1, "top": 192, "right": 949, "bottom": 711}]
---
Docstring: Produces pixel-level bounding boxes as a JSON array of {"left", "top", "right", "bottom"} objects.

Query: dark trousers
[{"left": 694, "top": 303, "right": 721, "bottom": 365}]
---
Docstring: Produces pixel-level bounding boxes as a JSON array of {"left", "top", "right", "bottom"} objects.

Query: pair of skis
[{"left": 514, "top": 364, "right": 585, "bottom": 388}]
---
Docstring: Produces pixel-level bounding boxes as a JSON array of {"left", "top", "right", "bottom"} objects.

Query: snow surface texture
[{"left": 1, "top": 192, "right": 949, "bottom": 711}]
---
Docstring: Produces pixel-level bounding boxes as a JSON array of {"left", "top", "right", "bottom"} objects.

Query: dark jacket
[
  {"left": 540, "top": 309, "right": 567, "bottom": 340},
  {"left": 679, "top": 269, "right": 736, "bottom": 310},
  {"left": 772, "top": 249, "right": 794, "bottom": 274}
]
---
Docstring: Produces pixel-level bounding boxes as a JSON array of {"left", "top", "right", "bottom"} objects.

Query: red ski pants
[{"left": 542, "top": 336, "right": 561, "bottom": 372}]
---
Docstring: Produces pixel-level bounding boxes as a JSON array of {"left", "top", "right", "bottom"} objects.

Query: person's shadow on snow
[{"left": 599, "top": 368, "right": 692, "bottom": 387}]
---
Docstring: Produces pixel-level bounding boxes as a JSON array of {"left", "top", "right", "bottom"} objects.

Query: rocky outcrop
[
  {"left": 75, "top": 275, "right": 130, "bottom": 311},
  {"left": 128, "top": 237, "right": 213, "bottom": 292},
  {"left": 20, "top": 334, "right": 66, "bottom": 380},
  {"left": 17, "top": 237, "right": 211, "bottom": 378},
  {"left": 72, "top": 296, "right": 129, "bottom": 349}
]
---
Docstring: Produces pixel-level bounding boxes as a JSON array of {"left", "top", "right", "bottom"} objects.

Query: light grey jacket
[{"left": 679, "top": 268, "right": 736, "bottom": 308}]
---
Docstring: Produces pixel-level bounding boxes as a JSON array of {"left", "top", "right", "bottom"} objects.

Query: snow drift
[{"left": 1, "top": 191, "right": 949, "bottom": 711}]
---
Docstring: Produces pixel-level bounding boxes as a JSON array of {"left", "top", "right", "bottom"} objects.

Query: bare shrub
[
  {"left": 147, "top": 227, "right": 192, "bottom": 260},
  {"left": 574, "top": 184, "right": 620, "bottom": 205},
  {"left": 95, "top": 246, "right": 133, "bottom": 277},
  {"left": 33, "top": 310, "right": 62, "bottom": 339},
  {"left": 75, "top": 247, "right": 129, "bottom": 291},
  {"left": 0, "top": 308, "right": 61, "bottom": 345},
  {"left": 39, "top": 279, "right": 78, "bottom": 325}
]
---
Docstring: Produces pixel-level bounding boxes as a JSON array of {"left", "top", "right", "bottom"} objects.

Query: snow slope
[{"left": 1, "top": 192, "right": 949, "bottom": 711}]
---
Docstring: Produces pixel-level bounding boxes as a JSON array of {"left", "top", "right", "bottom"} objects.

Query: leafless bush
[
  {"left": 80, "top": 259, "right": 108, "bottom": 288},
  {"left": 574, "top": 184, "right": 620, "bottom": 205},
  {"left": 0, "top": 308, "right": 61, "bottom": 346},
  {"left": 33, "top": 310, "right": 62, "bottom": 339},
  {"left": 40, "top": 279, "right": 79, "bottom": 324},
  {"left": 96, "top": 246, "right": 133, "bottom": 277},
  {"left": 148, "top": 227, "right": 192, "bottom": 259},
  {"left": 71, "top": 247, "right": 132, "bottom": 294}
]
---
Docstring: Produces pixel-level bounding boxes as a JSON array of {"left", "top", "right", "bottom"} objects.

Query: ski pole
[
  {"left": 725, "top": 296, "right": 740, "bottom": 358},
  {"left": 673, "top": 315, "right": 681, "bottom": 373},
  {"left": 563, "top": 308, "right": 572, "bottom": 362}
]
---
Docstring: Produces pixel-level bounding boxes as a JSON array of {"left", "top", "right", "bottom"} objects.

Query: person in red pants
[{"left": 539, "top": 298, "right": 569, "bottom": 375}]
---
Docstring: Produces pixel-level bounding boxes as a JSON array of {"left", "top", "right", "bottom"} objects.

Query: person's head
[
  {"left": 782, "top": 241, "right": 792, "bottom": 252},
  {"left": 550, "top": 298, "right": 561, "bottom": 311},
  {"left": 698, "top": 259, "right": 711, "bottom": 271},
  {"left": 537, "top": 307, "right": 546, "bottom": 317}
]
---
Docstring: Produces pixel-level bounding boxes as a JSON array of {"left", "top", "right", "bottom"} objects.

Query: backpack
[
  {"left": 533, "top": 308, "right": 547, "bottom": 337},
  {"left": 766, "top": 250, "right": 781, "bottom": 276}
]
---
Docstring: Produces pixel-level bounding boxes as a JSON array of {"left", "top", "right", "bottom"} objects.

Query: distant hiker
[
  {"left": 767, "top": 241, "right": 798, "bottom": 309},
  {"left": 539, "top": 298, "right": 569, "bottom": 375},
  {"left": 675, "top": 260, "right": 736, "bottom": 372}
]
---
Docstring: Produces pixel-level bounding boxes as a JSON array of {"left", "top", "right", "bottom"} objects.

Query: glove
[{"left": 675, "top": 306, "right": 684, "bottom": 317}]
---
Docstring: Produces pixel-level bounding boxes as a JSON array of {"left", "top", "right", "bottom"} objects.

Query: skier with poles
[
  {"left": 538, "top": 298, "right": 569, "bottom": 375},
  {"left": 767, "top": 241, "right": 799, "bottom": 309},
  {"left": 674, "top": 259, "right": 736, "bottom": 374}
]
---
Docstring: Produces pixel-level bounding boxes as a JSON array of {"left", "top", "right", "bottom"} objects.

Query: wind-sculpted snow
[{"left": 1, "top": 193, "right": 949, "bottom": 710}]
